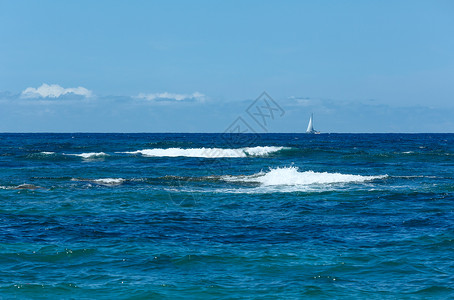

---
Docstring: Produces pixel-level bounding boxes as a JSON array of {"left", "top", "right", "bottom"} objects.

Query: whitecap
[
  {"left": 222, "top": 166, "right": 387, "bottom": 186},
  {"left": 40, "top": 151, "right": 55, "bottom": 155},
  {"left": 92, "top": 178, "right": 125, "bottom": 185},
  {"left": 120, "top": 146, "right": 286, "bottom": 158},
  {"left": 66, "top": 152, "right": 109, "bottom": 159},
  {"left": 72, "top": 178, "right": 125, "bottom": 186},
  {"left": 243, "top": 146, "right": 286, "bottom": 156}
]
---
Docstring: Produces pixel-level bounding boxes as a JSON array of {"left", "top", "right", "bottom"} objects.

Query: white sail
[{"left": 306, "top": 114, "right": 314, "bottom": 133}]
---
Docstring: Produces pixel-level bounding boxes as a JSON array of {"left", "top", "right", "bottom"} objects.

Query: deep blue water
[{"left": 0, "top": 133, "right": 453, "bottom": 299}]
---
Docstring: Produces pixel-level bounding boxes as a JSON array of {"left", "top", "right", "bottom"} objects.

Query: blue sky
[{"left": 1, "top": 0, "right": 453, "bottom": 132}]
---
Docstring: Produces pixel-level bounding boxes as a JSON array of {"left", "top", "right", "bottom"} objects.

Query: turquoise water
[{"left": 1, "top": 133, "right": 453, "bottom": 299}]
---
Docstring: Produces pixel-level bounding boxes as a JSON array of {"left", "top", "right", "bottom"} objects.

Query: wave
[
  {"left": 92, "top": 178, "right": 125, "bottom": 185},
  {"left": 65, "top": 152, "right": 109, "bottom": 159},
  {"left": 40, "top": 151, "right": 56, "bottom": 155},
  {"left": 160, "top": 166, "right": 388, "bottom": 194},
  {"left": 71, "top": 178, "right": 125, "bottom": 186},
  {"left": 120, "top": 146, "right": 286, "bottom": 158},
  {"left": 222, "top": 166, "right": 387, "bottom": 186},
  {"left": 0, "top": 183, "right": 44, "bottom": 190}
]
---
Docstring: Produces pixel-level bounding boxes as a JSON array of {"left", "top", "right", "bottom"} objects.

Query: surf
[
  {"left": 120, "top": 146, "right": 287, "bottom": 158},
  {"left": 222, "top": 166, "right": 387, "bottom": 186},
  {"left": 65, "top": 152, "right": 109, "bottom": 159}
]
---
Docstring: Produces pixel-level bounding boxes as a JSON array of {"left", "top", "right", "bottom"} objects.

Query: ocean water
[{"left": 0, "top": 133, "right": 453, "bottom": 299}]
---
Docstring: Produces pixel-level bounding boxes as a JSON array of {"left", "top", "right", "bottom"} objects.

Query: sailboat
[{"left": 306, "top": 113, "right": 320, "bottom": 134}]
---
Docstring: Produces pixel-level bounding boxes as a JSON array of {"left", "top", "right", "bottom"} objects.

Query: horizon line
[{"left": 1, "top": 132, "right": 453, "bottom": 134}]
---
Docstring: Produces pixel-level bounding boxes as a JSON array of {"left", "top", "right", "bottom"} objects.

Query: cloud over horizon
[
  {"left": 21, "top": 83, "right": 93, "bottom": 98},
  {"left": 2, "top": 87, "right": 453, "bottom": 132},
  {"left": 137, "top": 91, "right": 205, "bottom": 102}
]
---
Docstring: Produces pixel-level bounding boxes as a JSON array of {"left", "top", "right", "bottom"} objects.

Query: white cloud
[
  {"left": 137, "top": 91, "right": 205, "bottom": 102},
  {"left": 21, "top": 83, "right": 92, "bottom": 98}
]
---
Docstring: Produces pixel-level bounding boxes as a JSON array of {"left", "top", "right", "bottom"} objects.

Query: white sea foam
[
  {"left": 40, "top": 151, "right": 55, "bottom": 155},
  {"left": 222, "top": 166, "right": 387, "bottom": 186},
  {"left": 66, "top": 152, "right": 109, "bottom": 159},
  {"left": 92, "top": 178, "right": 125, "bottom": 185},
  {"left": 121, "top": 146, "right": 285, "bottom": 158},
  {"left": 244, "top": 146, "right": 287, "bottom": 156},
  {"left": 72, "top": 177, "right": 125, "bottom": 186}
]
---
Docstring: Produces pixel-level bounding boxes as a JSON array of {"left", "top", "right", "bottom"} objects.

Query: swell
[
  {"left": 18, "top": 147, "right": 453, "bottom": 163},
  {"left": 4, "top": 167, "right": 388, "bottom": 193}
]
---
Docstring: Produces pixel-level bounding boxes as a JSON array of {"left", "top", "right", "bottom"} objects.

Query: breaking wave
[
  {"left": 121, "top": 146, "right": 286, "bottom": 158},
  {"left": 222, "top": 166, "right": 387, "bottom": 186},
  {"left": 72, "top": 178, "right": 125, "bottom": 186},
  {"left": 65, "top": 152, "right": 109, "bottom": 159},
  {"left": 40, "top": 151, "right": 56, "bottom": 155},
  {"left": 92, "top": 178, "right": 125, "bottom": 185}
]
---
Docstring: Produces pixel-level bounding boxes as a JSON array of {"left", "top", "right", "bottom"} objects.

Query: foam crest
[
  {"left": 243, "top": 146, "right": 286, "bottom": 156},
  {"left": 40, "top": 151, "right": 55, "bottom": 155},
  {"left": 122, "top": 146, "right": 285, "bottom": 158},
  {"left": 72, "top": 178, "right": 125, "bottom": 186},
  {"left": 66, "top": 152, "right": 109, "bottom": 159},
  {"left": 92, "top": 178, "right": 125, "bottom": 185},
  {"left": 223, "top": 166, "right": 387, "bottom": 186}
]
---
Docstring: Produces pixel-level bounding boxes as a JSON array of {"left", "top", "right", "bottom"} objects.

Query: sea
[{"left": 0, "top": 133, "right": 453, "bottom": 299}]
